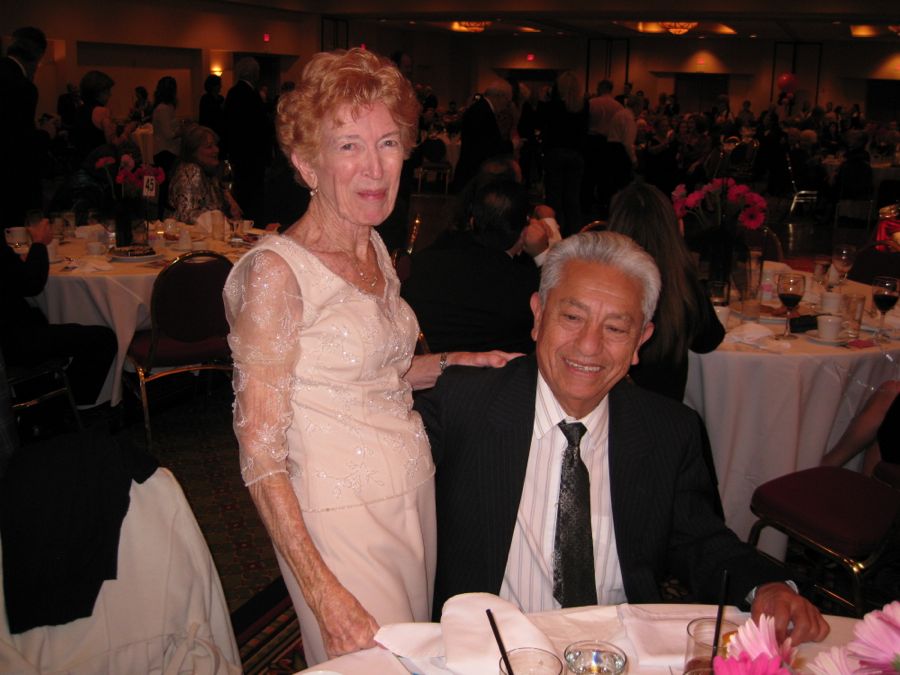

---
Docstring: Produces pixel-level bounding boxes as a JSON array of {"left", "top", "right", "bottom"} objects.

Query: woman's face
[
  {"left": 295, "top": 101, "right": 404, "bottom": 231},
  {"left": 196, "top": 134, "right": 220, "bottom": 171}
]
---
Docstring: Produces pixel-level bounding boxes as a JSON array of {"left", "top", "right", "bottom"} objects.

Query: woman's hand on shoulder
[
  {"left": 313, "top": 578, "right": 379, "bottom": 658},
  {"left": 450, "top": 350, "right": 524, "bottom": 369}
]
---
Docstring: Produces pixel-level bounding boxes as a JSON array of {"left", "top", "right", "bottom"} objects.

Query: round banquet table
[
  {"left": 31, "top": 237, "right": 246, "bottom": 406},
  {"left": 684, "top": 294, "right": 900, "bottom": 558},
  {"left": 296, "top": 603, "right": 858, "bottom": 674}
]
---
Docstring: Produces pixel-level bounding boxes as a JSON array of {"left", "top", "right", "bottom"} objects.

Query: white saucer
[{"left": 805, "top": 329, "right": 849, "bottom": 346}]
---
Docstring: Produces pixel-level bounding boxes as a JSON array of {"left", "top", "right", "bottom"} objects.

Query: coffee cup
[
  {"left": 86, "top": 241, "right": 107, "bottom": 256},
  {"left": 820, "top": 291, "right": 842, "bottom": 314},
  {"left": 5, "top": 226, "right": 29, "bottom": 248},
  {"left": 817, "top": 314, "right": 843, "bottom": 341}
]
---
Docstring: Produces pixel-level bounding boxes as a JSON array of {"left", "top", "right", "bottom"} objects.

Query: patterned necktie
[{"left": 553, "top": 420, "right": 597, "bottom": 608}]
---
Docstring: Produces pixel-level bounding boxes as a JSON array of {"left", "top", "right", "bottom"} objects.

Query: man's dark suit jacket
[
  {"left": 400, "top": 231, "right": 539, "bottom": 354},
  {"left": 223, "top": 79, "right": 272, "bottom": 221},
  {"left": 0, "top": 56, "right": 44, "bottom": 228},
  {"left": 414, "top": 354, "right": 786, "bottom": 619},
  {"left": 451, "top": 97, "right": 508, "bottom": 191}
]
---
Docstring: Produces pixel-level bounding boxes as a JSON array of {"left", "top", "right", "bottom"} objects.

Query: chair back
[{"left": 150, "top": 250, "right": 233, "bottom": 345}]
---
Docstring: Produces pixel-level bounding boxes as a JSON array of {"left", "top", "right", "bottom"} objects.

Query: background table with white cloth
[
  {"left": 32, "top": 237, "right": 246, "bottom": 406},
  {"left": 684, "top": 281, "right": 900, "bottom": 557},
  {"left": 297, "top": 603, "right": 856, "bottom": 674}
]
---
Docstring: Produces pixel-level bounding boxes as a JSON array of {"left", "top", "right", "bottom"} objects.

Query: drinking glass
[
  {"left": 684, "top": 618, "right": 739, "bottom": 672},
  {"left": 871, "top": 276, "right": 899, "bottom": 343},
  {"left": 775, "top": 272, "right": 806, "bottom": 340},
  {"left": 564, "top": 641, "right": 626, "bottom": 674},
  {"left": 499, "top": 648, "right": 563, "bottom": 675},
  {"left": 221, "top": 159, "right": 234, "bottom": 192},
  {"left": 708, "top": 281, "right": 729, "bottom": 307},
  {"left": 830, "top": 244, "right": 856, "bottom": 289}
]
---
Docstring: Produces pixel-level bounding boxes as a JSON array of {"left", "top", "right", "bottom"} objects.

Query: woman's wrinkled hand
[
  {"left": 450, "top": 350, "right": 524, "bottom": 369},
  {"left": 313, "top": 578, "right": 379, "bottom": 659}
]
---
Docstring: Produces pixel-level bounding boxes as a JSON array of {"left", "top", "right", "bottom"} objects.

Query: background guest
[
  {"left": 198, "top": 74, "right": 225, "bottom": 139},
  {"left": 223, "top": 57, "right": 272, "bottom": 222},
  {"left": 151, "top": 76, "right": 181, "bottom": 218},
  {"left": 821, "top": 380, "right": 899, "bottom": 474},
  {"left": 129, "top": 85, "right": 152, "bottom": 125},
  {"left": 0, "top": 217, "right": 117, "bottom": 408},
  {"left": 451, "top": 79, "right": 513, "bottom": 192},
  {"left": 402, "top": 179, "right": 540, "bottom": 354},
  {"left": 607, "top": 181, "right": 724, "bottom": 400},
  {"left": 0, "top": 26, "right": 49, "bottom": 229},
  {"left": 167, "top": 123, "right": 240, "bottom": 223},
  {"left": 71, "top": 70, "right": 137, "bottom": 165}
]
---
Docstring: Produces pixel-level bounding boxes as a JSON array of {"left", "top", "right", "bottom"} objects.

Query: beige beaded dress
[{"left": 223, "top": 231, "right": 436, "bottom": 665}]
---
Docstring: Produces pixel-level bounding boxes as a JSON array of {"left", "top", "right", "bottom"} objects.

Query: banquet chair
[
  {"left": 415, "top": 138, "right": 453, "bottom": 193},
  {"left": 391, "top": 213, "right": 422, "bottom": 283},
  {"left": 8, "top": 357, "right": 82, "bottom": 433},
  {"left": 747, "top": 466, "right": 900, "bottom": 615},
  {"left": 125, "top": 250, "right": 233, "bottom": 450}
]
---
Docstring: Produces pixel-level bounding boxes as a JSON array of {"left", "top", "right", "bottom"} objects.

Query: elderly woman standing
[
  {"left": 167, "top": 123, "right": 240, "bottom": 223},
  {"left": 224, "top": 49, "right": 513, "bottom": 664}
]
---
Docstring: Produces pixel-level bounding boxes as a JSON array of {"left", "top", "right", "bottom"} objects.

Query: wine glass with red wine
[
  {"left": 776, "top": 272, "right": 806, "bottom": 340},
  {"left": 871, "top": 276, "right": 899, "bottom": 343}
]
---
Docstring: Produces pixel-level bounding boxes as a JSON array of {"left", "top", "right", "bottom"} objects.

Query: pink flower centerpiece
[
  {"left": 672, "top": 178, "right": 768, "bottom": 233},
  {"left": 716, "top": 601, "right": 900, "bottom": 675}
]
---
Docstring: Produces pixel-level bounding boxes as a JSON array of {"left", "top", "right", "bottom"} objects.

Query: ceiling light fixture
[
  {"left": 889, "top": 25, "right": 900, "bottom": 35},
  {"left": 451, "top": 20, "right": 492, "bottom": 33},
  {"left": 659, "top": 21, "right": 698, "bottom": 35}
]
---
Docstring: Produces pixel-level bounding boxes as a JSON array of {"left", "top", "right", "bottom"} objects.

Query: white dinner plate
[
  {"left": 109, "top": 253, "right": 162, "bottom": 263},
  {"left": 805, "top": 329, "right": 849, "bottom": 346}
]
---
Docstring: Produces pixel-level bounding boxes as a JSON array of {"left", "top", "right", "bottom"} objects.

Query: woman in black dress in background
[{"left": 607, "top": 181, "right": 724, "bottom": 400}]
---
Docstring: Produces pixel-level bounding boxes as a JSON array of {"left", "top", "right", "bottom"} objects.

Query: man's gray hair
[{"left": 539, "top": 231, "right": 661, "bottom": 326}]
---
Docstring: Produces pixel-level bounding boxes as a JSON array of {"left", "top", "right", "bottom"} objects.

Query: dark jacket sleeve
[{"left": 1, "top": 242, "right": 49, "bottom": 298}]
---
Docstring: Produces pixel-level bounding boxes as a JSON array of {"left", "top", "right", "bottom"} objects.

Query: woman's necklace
[{"left": 331, "top": 241, "right": 378, "bottom": 289}]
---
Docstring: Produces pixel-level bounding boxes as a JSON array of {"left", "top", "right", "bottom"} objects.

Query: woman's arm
[
  {"left": 93, "top": 105, "right": 136, "bottom": 147},
  {"left": 228, "top": 249, "right": 377, "bottom": 657},
  {"left": 405, "top": 350, "right": 522, "bottom": 391},
  {"left": 821, "top": 380, "right": 900, "bottom": 470}
]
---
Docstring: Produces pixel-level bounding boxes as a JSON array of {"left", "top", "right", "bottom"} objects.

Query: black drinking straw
[
  {"left": 711, "top": 569, "right": 730, "bottom": 662},
  {"left": 486, "top": 609, "right": 515, "bottom": 675}
]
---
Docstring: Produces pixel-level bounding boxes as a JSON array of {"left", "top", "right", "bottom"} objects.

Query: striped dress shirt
[{"left": 499, "top": 373, "right": 625, "bottom": 611}]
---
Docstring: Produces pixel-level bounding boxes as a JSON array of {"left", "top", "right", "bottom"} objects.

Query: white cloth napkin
[
  {"left": 74, "top": 255, "right": 113, "bottom": 272},
  {"left": 722, "top": 322, "right": 790, "bottom": 350},
  {"left": 194, "top": 210, "right": 224, "bottom": 234},
  {"left": 375, "top": 593, "right": 555, "bottom": 675}
]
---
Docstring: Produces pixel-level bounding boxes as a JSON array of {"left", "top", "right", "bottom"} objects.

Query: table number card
[{"left": 142, "top": 175, "right": 158, "bottom": 199}]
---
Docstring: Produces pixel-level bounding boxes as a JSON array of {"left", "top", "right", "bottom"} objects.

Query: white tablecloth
[
  {"left": 32, "top": 238, "right": 246, "bottom": 406},
  {"left": 298, "top": 603, "right": 857, "bottom": 674},
  {"left": 684, "top": 288, "right": 900, "bottom": 557}
]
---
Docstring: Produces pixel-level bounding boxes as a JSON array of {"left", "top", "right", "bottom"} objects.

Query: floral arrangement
[
  {"left": 712, "top": 601, "right": 900, "bottom": 674},
  {"left": 94, "top": 153, "right": 165, "bottom": 201},
  {"left": 672, "top": 178, "right": 767, "bottom": 231}
]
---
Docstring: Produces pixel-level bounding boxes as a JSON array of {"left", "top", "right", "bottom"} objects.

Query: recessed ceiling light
[{"left": 750, "top": 34, "right": 757, "bottom": 38}]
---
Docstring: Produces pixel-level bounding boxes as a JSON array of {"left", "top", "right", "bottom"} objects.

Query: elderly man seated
[{"left": 415, "top": 231, "right": 829, "bottom": 645}]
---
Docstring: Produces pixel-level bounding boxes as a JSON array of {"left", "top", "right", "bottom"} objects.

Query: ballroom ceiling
[{"left": 224, "top": 0, "right": 900, "bottom": 42}]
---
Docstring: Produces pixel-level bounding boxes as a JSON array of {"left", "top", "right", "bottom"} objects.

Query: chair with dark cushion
[
  {"left": 747, "top": 466, "right": 900, "bottom": 615},
  {"left": 125, "top": 250, "right": 233, "bottom": 449}
]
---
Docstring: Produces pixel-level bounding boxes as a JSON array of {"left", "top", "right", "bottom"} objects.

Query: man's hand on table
[{"left": 750, "top": 582, "right": 830, "bottom": 644}]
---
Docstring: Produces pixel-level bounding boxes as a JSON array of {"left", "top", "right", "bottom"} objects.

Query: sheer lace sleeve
[{"left": 226, "top": 248, "right": 304, "bottom": 486}]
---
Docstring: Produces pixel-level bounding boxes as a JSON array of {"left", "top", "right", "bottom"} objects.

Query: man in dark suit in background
[
  {"left": 415, "top": 231, "right": 829, "bottom": 645},
  {"left": 0, "top": 26, "right": 48, "bottom": 229},
  {"left": 223, "top": 57, "right": 272, "bottom": 222},
  {"left": 451, "top": 79, "right": 513, "bottom": 192}
]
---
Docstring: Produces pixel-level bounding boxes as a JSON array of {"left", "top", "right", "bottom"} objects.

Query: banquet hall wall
[{"left": 4, "top": 1, "right": 900, "bottom": 125}]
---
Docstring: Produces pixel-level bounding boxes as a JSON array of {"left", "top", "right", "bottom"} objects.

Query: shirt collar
[{"left": 535, "top": 371, "right": 609, "bottom": 445}]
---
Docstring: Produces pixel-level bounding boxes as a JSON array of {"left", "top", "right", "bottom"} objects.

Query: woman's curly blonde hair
[{"left": 277, "top": 48, "right": 420, "bottom": 186}]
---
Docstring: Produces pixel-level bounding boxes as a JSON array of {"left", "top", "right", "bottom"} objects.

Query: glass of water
[{"left": 564, "top": 641, "right": 627, "bottom": 674}]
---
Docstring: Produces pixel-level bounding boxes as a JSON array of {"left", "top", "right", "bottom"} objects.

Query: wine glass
[
  {"left": 831, "top": 244, "right": 856, "bottom": 289},
  {"left": 871, "top": 276, "right": 899, "bottom": 343},
  {"left": 221, "top": 159, "right": 234, "bottom": 192},
  {"left": 776, "top": 272, "right": 806, "bottom": 340}
]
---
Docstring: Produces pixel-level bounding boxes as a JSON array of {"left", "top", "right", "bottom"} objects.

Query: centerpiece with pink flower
[
  {"left": 94, "top": 153, "right": 165, "bottom": 246},
  {"left": 673, "top": 178, "right": 770, "bottom": 306},
  {"left": 712, "top": 601, "right": 900, "bottom": 675}
]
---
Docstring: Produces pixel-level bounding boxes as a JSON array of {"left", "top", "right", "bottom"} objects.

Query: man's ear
[
  {"left": 631, "top": 322, "right": 654, "bottom": 365},
  {"left": 530, "top": 292, "right": 543, "bottom": 342}
]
